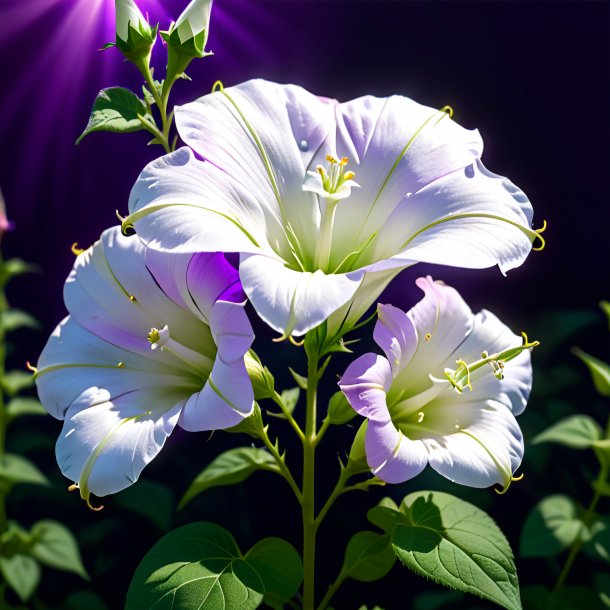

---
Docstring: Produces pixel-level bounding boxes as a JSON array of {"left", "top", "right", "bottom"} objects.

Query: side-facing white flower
[
  {"left": 123, "top": 79, "right": 543, "bottom": 341},
  {"left": 339, "top": 277, "right": 535, "bottom": 491},
  {"left": 35, "top": 227, "right": 254, "bottom": 507}
]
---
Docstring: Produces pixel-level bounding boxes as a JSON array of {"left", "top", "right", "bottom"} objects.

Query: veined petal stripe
[
  {"left": 77, "top": 411, "right": 145, "bottom": 509},
  {"left": 358, "top": 106, "right": 453, "bottom": 236},
  {"left": 122, "top": 203, "right": 261, "bottom": 249},
  {"left": 400, "top": 211, "right": 543, "bottom": 251},
  {"left": 34, "top": 362, "right": 129, "bottom": 379},
  {"left": 206, "top": 376, "right": 247, "bottom": 414},
  {"left": 217, "top": 88, "right": 283, "bottom": 210}
]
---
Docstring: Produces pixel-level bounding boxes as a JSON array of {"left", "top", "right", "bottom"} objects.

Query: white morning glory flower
[
  {"left": 174, "top": 0, "right": 213, "bottom": 46},
  {"left": 123, "top": 79, "right": 542, "bottom": 340},
  {"left": 339, "top": 276, "right": 535, "bottom": 491},
  {"left": 35, "top": 227, "right": 254, "bottom": 507},
  {"left": 115, "top": 0, "right": 152, "bottom": 45}
]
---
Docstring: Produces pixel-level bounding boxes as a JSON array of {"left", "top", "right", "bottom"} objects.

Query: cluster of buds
[{"left": 114, "top": 0, "right": 212, "bottom": 83}]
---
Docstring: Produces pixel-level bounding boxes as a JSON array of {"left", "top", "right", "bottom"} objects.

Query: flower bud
[
  {"left": 244, "top": 350, "right": 275, "bottom": 400},
  {"left": 162, "top": 0, "right": 213, "bottom": 85},
  {"left": 114, "top": 0, "right": 157, "bottom": 64},
  {"left": 347, "top": 421, "right": 371, "bottom": 475}
]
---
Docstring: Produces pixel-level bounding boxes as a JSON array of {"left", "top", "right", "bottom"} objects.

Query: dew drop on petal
[{"left": 299, "top": 139, "right": 309, "bottom": 151}]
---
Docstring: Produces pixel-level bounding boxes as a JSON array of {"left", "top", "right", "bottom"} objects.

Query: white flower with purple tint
[
  {"left": 123, "top": 79, "right": 543, "bottom": 340},
  {"left": 340, "top": 276, "right": 535, "bottom": 491},
  {"left": 35, "top": 227, "right": 254, "bottom": 507}
]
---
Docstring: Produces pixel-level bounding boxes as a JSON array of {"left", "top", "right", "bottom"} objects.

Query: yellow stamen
[
  {"left": 533, "top": 219, "right": 547, "bottom": 251},
  {"left": 129, "top": 295, "right": 137, "bottom": 302},
  {"left": 117, "top": 362, "right": 125, "bottom": 368},
  {"left": 425, "top": 333, "right": 432, "bottom": 341},
  {"left": 25, "top": 361, "right": 37, "bottom": 374},
  {"left": 147, "top": 328, "right": 160, "bottom": 344},
  {"left": 340, "top": 157, "right": 348, "bottom": 166},
  {"left": 343, "top": 171, "right": 356, "bottom": 181}
]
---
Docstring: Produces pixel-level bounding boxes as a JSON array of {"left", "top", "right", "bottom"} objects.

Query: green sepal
[
  {"left": 347, "top": 420, "right": 370, "bottom": 474},
  {"left": 225, "top": 402, "right": 265, "bottom": 439},
  {"left": 327, "top": 390, "right": 356, "bottom": 425},
  {"left": 76, "top": 87, "right": 150, "bottom": 145},
  {"left": 6, "top": 398, "right": 46, "bottom": 424},
  {"left": 532, "top": 414, "right": 603, "bottom": 449},
  {"left": 392, "top": 490, "right": 522, "bottom": 610},
  {"left": 573, "top": 347, "right": 610, "bottom": 397},
  {"left": 244, "top": 351, "right": 275, "bottom": 400},
  {"left": 115, "top": 22, "right": 158, "bottom": 65},
  {"left": 519, "top": 495, "right": 584, "bottom": 558},
  {"left": 1, "top": 309, "right": 40, "bottom": 332},
  {"left": 179, "top": 446, "right": 277, "bottom": 509}
]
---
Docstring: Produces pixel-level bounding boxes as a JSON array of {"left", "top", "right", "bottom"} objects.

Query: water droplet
[{"left": 299, "top": 139, "right": 309, "bottom": 151}]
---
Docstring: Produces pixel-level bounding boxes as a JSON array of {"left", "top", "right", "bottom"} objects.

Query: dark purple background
[{"left": 0, "top": 1, "right": 609, "bottom": 608}]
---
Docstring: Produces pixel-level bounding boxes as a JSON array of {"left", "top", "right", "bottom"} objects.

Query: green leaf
[
  {"left": 600, "top": 301, "right": 610, "bottom": 331},
  {"left": 2, "top": 259, "right": 40, "bottom": 283},
  {"left": 0, "top": 454, "right": 48, "bottom": 490},
  {"left": 6, "top": 398, "right": 46, "bottom": 424},
  {"left": 115, "top": 479, "right": 174, "bottom": 530},
  {"left": 595, "top": 573, "right": 610, "bottom": 608},
  {"left": 179, "top": 447, "right": 276, "bottom": 509},
  {"left": 341, "top": 531, "right": 396, "bottom": 582},
  {"left": 280, "top": 387, "right": 300, "bottom": 414},
  {"left": 573, "top": 348, "right": 610, "bottom": 396},
  {"left": 29, "top": 520, "right": 88, "bottom": 579},
  {"left": 2, "top": 371, "right": 34, "bottom": 396},
  {"left": 392, "top": 490, "right": 521, "bottom": 610},
  {"left": 584, "top": 517, "right": 610, "bottom": 563},
  {"left": 1, "top": 310, "right": 40, "bottom": 332},
  {"left": 76, "top": 87, "right": 148, "bottom": 145},
  {"left": 366, "top": 504, "right": 407, "bottom": 534},
  {"left": 532, "top": 415, "right": 603, "bottom": 449},
  {"left": 245, "top": 538, "right": 302, "bottom": 609},
  {"left": 520, "top": 495, "right": 583, "bottom": 558},
  {"left": 327, "top": 391, "right": 356, "bottom": 425},
  {"left": 125, "top": 522, "right": 264, "bottom": 610},
  {"left": 289, "top": 367, "right": 308, "bottom": 390},
  {"left": 0, "top": 554, "right": 40, "bottom": 602},
  {"left": 60, "top": 590, "right": 110, "bottom": 610}
]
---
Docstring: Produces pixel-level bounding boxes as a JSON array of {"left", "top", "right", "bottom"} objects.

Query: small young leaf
[
  {"left": 29, "top": 520, "right": 88, "bottom": 579},
  {"left": 245, "top": 538, "right": 303, "bottom": 608},
  {"left": 0, "top": 454, "right": 49, "bottom": 489},
  {"left": 600, "top": 301, "right": 610, "bottom": 331},
  {"left": 573, "top": 348, "right": 610, "bottom": 396},
  {"left": 584, "top": 517, "right": 610, "bottom": 563},
  {"left": 6, "top": 398, "right": 46, "bottom": 424},
  {"left": 392, "top": 490, "right": 522, "bottom": 610},
  {"left": 2, "top": 259, "right": 40, "bottom": 282},
  {"left": 289, "top": 367, "right": 308, "bottom": 390},
  {"left": 1, "top": 309, "right": 40, "bottom": 332},
  {"left": 341, "top": 531, "right": 396, "bottom": 582},
  {"left": 520, "top": 495, "right": 584, "bottom": 558},
  {"left": 327, "top": 390, "right": 356, "bottom": 425},
  {"left": 532, "top": 415, "right": 603, "bottom": 449},
  {"left": 2, "top": 371, "right": 35, "bottom": 396},
  {"left": 0, "top": 554, "right": 41, "bottom": 602},
  {"left": 125, "top": 522, "right": 264, "bottom": 610},
  {"left": 76, "top": 87, "right": 148, "bottom": 144},
  {"left": 115, "top": 479, "right": 174, "bottom": 530},
  {"left": 179, "top": 447, "right": 276, "bottom": 509},
  {"left": 280, "top": 387, "right": 300, "bottom": 414}
]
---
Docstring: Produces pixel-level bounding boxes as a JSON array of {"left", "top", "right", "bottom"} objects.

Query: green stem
[
  {"left": 315, "top": 464, "right": 349, "bottom": 529},
  {"left": 271, "top": 391, "right": 305, "bottom": 441},
  {"left": 141, "top": 65, "right": 173, "bottom": 154},
  {"left": 302, "top": 351, "right": 319, "bottom": 610},
  {"left": 553, "top": 462, "right": 608, "bottom": 594},
  {"left": 259, "top": 426, "right": 302, "bottom": 503},
  {"left": 317, "top": 572, "right": 346, "bottom": 610},
  {"left": 314, "top": 417, "right": 331, "bottom": 447}
]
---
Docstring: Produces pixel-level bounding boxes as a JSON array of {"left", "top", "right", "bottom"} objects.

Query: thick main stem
[{"left": 302, "top": 354, "right": 319, "bottom": 610}]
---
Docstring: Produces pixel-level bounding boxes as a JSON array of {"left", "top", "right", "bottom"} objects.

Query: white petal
[
  {"left": 127, "top": 147, "right": 270, "bottom": 255},
  {"left": 175, "top": 80, "right": 336, "bottom": 264},
  {"left": 239, "top": 253, "right": 364, "bottom": 337},
  {"left": 57, "top": 389, "right": 183, "bottom": 497},
  {"left": 179, "top": 358, "right": 254, "bottom": 431},
  {"left": 374, "top": 304, "right": 418, "bottom": 378},
  {"left": 372, "top": 160, "right": 535, "bottom": 274},
  {"left": 422, "top": 397, "right": 524, "bottom": 489}
]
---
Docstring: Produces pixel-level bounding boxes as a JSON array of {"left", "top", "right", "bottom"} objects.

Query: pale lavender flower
[
  {"left": 123, "top": 79, "right": 542, "bottom": 339},
  {"left": 35, "top": 227, "right": 254, "bottom": 507},
  {"left": 340, "top": 276, "right": 534, "bottom": 491}
]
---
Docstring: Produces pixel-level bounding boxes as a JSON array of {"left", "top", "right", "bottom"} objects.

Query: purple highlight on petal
[{"left": 373, "top": 303, "right": 418, "bottom": 377}]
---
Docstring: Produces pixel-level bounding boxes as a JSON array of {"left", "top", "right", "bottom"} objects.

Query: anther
[
  {"left": 417, "top": 412, "right": 425, "bottom": 423},
  {"left": 117, "top": 362, "right": 125, "bottom": 368},
  {"left": 129, "top": 295, "right": 137, "bottom": 302},
  {"left": 425, "top": 333, "right": 432, "bottom": 341}
]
